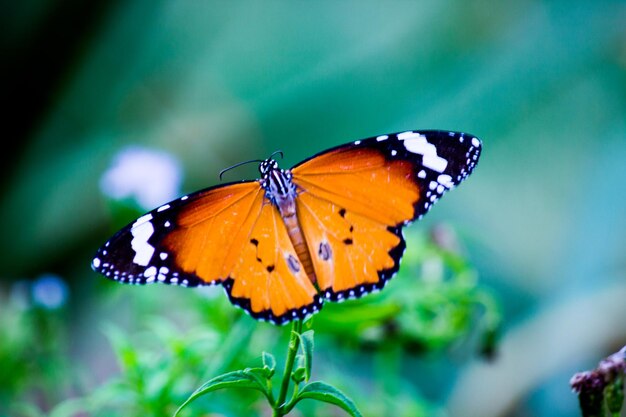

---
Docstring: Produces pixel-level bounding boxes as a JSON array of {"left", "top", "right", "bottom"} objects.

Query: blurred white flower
[
  {"left": 99, "top": 146, "right": 183, "bottom": 210},
  {"left": 32, "top": 274, "right": 68, "bottom": 309}
]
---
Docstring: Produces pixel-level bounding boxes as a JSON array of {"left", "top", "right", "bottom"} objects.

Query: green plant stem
[{"left": 273, "top": 320, "right": 303, "bottom": 417}]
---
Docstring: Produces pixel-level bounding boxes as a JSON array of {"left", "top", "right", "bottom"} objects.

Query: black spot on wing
[
  {"left": 286, "top": 254, "right": 301, "bottom": 273},
  {"left": 324, "top": 225, "right": 405, "bottom": 302},
  {"left": 318, "top": 242, "right": 332, "bottom": 261}
]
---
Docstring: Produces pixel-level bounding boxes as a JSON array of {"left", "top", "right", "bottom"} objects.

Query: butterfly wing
[
  {"left": 92, "top": 180, "right": 320, "bottom": 324},
  {"left": 224, "top": 198, "right": 321, "bottom": 324},
  {"left": 290, "top": 130, "right": 481, "bottom": 300}
]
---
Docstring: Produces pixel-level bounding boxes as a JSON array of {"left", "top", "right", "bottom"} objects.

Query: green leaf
[
  {"left": 174, "top": 369, "right": 270, "bottom": 417},
  {"left": 291, "top": 366, "right": 306, "bottom": 384},
  {"left": 295, "top": 381, "right": 363, "bottom": 417},
  {"left": 262, "top": 351, "right": 276, "bottom": 375},
  {"left": 298, "top": 330, "right": 314, "bottom": 382},
  {"left": 245, "top": 366, "right": 273, "bottom": 382}
]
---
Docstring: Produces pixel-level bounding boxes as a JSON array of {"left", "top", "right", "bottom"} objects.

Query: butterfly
[{"left": 92, "top": 130, "right": 481, "bottom": 325}]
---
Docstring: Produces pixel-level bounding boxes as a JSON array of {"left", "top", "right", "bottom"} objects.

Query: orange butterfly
[{"left": 92, "top": 130, "right": 481, "bottom": 324}]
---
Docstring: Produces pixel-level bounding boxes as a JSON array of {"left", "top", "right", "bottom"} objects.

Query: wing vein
[
  {"left": 179, "top": 183, "right": 262, "bottom": 229},
  {"left": 220, "top": 188, "right": 266, "bottom": 279}
]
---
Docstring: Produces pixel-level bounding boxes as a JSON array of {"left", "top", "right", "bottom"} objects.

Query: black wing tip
[
  {"left": 393, "top": 131, "right": 481, "bottom": 221},
  {"left": 92, "top": 245, "right": 209, "bottom": 288},
  {"left": 222, "top": 278, "right": 324, "bottom": 326}
]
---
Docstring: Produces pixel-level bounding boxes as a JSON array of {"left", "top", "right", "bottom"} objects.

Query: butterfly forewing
[
  {"left": 92, "top": 181, "right": 263, "bottom": 287},
  {"left": 291, "top": 147, "right": 418, "bottom": 225}
]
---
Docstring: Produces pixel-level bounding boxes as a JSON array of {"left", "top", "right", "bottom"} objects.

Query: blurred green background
[{"left": 2, "top": 1, "right": 626, "bottom": 416}]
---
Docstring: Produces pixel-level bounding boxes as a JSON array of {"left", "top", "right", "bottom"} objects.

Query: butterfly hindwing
[
  {"left": 224, "top": 200, "right": 321, "bottom": 324},
  {"left": 295, "top": 191, "right": 406, "bottom": 300},
  {"left": 291, "top": 130, "right": 481, "bottom": 301}
]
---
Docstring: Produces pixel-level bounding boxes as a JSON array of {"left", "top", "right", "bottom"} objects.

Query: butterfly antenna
[
  {"left": 219, "top": 159, "right": 263, "bottom": 181},
  {"left": 269, "top": 150, "right": 284, "bottom": 160}
]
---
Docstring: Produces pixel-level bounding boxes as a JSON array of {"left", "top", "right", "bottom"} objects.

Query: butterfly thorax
[
  {"left": 259, "top": 159, "right": 297, "bottom": 206},
  {"left": 259, "top": 158, "right": 318, "bottom": 285}
]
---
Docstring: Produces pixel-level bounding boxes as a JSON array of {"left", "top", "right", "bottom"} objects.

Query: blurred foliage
[
  {"left": 2, "top": 1, "right": 626, "bottom": 416},
  {"left": 317, "top": 227, "right": 500, "bottom": 355}
]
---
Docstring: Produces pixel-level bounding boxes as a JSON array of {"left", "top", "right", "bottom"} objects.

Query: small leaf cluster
[{"left": 176, "top": 327, "right": 362, "bottom": 417}]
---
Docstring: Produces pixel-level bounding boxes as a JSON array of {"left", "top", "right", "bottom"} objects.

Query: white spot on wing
[
  {"left": 131, "top": 215, "right": 155, "bottom": 266},
  {"left": 376, "top": 135, "right": 388, "bottom": 141},
  {"left": 472, "top": 137, "right": 481, "bottom": 147},
  {"left": 437, "top": 174, "right": 454, "bottom": 188},
  {"left": 157, "top": 204, "right": 170, "bottom": 212},
  {"left": 92, "top": 258, "right": 101, "bottom": 268},
  {"left": 399, "top": 133, "right": 448, "bottom": 173},
  {"left": 418, "top": 170, "right": 426, "bottom": 178},
  {"left": 135, "top": 213, "right": 153, "bottom": 227},
  {"left": 397, "top": 131, "right": 422, "bottom": 140}
]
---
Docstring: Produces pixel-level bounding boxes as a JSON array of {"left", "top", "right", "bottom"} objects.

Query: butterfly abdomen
[
  {"left": 281, "top": 209, "right": 317, "bottom": 285},
  {"left": 262, "top": 166, "right": 319, "bottom": 286}
]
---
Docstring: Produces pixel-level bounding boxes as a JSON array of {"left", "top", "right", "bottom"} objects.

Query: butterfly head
[
  {"left": 259, "top": 158, "right": 296, "bottom": 204},
  {"left": 259, "top": 158, "right": 280, "bottom": 176}
]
